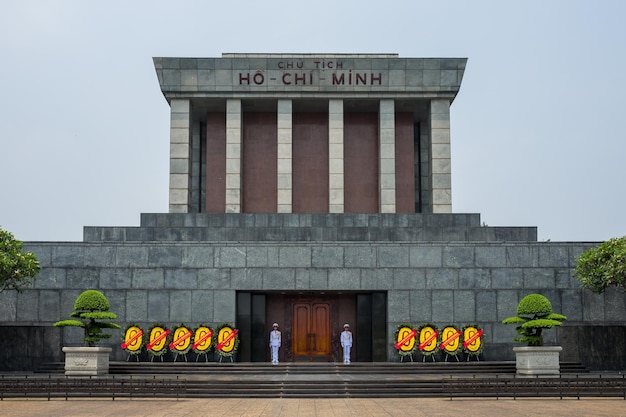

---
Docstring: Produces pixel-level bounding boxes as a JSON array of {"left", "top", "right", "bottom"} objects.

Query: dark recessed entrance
[{"left": 236, "top": 291, "right": 387, "bottom": 363}]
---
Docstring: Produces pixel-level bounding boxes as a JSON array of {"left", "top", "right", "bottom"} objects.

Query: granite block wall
[
  {"left": 1, "top": 229, "right": 624, "bottom": 370},
  {"left": 83, "top": 213, "right": 537, "bottom": 242}
]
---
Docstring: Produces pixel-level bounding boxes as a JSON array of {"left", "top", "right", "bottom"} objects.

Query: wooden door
[{"left": 292, "top": 302, "right": 331, "bottom": 361}]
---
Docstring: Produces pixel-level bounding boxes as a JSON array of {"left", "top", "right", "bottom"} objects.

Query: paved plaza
[{"left": 1, "top": 397, "right": 625, "bottom": 417}]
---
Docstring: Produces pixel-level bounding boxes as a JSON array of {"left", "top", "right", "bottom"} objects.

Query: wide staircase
[
  {"left": 36, "top": 360, "right": 539, "bottom": 398},
  {"left": 4, "top": 361, "right": 622, "bottom": 400}
]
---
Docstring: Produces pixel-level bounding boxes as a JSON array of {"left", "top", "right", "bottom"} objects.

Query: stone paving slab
[{"left": 1, "top": 397, "right": 625, "bottom": 417}]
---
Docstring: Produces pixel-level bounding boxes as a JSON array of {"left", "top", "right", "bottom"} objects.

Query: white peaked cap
[
  {"left": 344, "top": 323, "right": 350, "bottom": 327},
  {"left": 273, "top": 322, "right": 279, "bottom": 327}
]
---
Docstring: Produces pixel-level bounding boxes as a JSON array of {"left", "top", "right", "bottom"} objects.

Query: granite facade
[
  {"left": 153, "top": 56, "right": 466, "bottom": 96},
  {"left": 1, "top": 213, "right": 624, "bottom": 370}
]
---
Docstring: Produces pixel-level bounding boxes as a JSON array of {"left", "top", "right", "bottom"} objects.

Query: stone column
[
  {"left": 419, "top": 120, "right": 430, "bottom": 212},
  {"left": 190, "top": 122, "right": 202, "bottom": 212},
  {"left": 379, "top": 99, "right": 396, "bottom": 213},
  {"left": 277, "top": 100, "right": 292, "bottom": 213},
  {"left": 169, "top": 99, "right": 191, "bottom": 213},
  {"left": 328, "top": 99, "right": 344, "bottom": 213},
  {"left": 430, "top": 99, "right": 452, "bottom": 213},
  {"left": 225, "top": 99, "right": 242, "bottom": 213}
]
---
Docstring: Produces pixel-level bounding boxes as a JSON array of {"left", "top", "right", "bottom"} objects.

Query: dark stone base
[
  {"left": 0, "top": 326, "right": 63, "bottom": 371},
  {"left": 559, "top": 325, "right": 626, "bottom": 370}
]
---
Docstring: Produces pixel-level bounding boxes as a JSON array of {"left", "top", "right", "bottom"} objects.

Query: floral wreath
[
  {"left": 146, "top": 323, "right": 170, "bottom": 357},
  {"left": 462, "top": 324, "right": 484, "bottom": 356},
  {"left": 192, "top": 324, "right": 214, "bottom": 355},
  {"left": 215, "top": 323, "right": 239, "bottom": 358},
  {"left": 439, "top": 324, "right": 463, "bottom": 357},
  {"left": 120, "top": 323, "right": 144, "bottom": 356},
  {"left": 417, "top": 323, "right": 439, "bottom": 356},
  {"left": 393, "top": 323, "right": 418, "bottom": 357},
  {"left": 169, "top": 323, "right": 193, "bottom": 356}
]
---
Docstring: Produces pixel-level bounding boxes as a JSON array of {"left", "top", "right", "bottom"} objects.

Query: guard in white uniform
[
  {"left": 340, "top": 323, "right": 352, "bottom": 364},
  {"left": 269, "top": 322, "right": 281, "bottom": 364}
]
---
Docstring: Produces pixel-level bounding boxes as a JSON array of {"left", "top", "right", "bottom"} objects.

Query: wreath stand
[
  {"left": 443, "top": 352, "right": 460, "bottom": 362},
  {"left": 150, "top": 354, "right": 165, "bottom": 362},
  {"left": 218, "top": 354, "right": 234, "bottom": 363}
]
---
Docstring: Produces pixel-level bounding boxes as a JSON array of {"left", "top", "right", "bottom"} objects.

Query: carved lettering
[
  {"left": 242, "top": 66, "right": 382, "bottom": 87},
  {"left": 331, "top": 71, "right": 383, "bottom": 86},
  {"left": 332, "top": 73, "right": 345, "bottom": 85},
  {"left": 253, "top": 72, "right": 265, "bottom": 85},
  {"left": 314, "top": 60, "right": 342, "bottom": 69},
  {"left": 239, "top": 73, "right": 250, "bottom": 85},
  {"left": 294, "top": 73, "right": 306, "bottom": 85},
  {"left": 282, "top": 72, "right": 313, "bottom": 85},
  {"left": 277, "top": 61, "right": 303, "bottom": 69}
]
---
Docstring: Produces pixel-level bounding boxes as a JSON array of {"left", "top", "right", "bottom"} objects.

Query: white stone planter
[
  {"left": 62, "top": 347, "right": 112, "bottom": 376},
  {"left": 513, "top": 346, "right": 562, "bottom": 376}
]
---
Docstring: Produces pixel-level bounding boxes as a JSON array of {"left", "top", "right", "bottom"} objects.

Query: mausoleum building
[{"left": 1, "top": 54, "right": 624, "bottom": 370}]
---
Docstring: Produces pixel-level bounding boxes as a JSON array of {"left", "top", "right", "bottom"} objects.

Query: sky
[{"left": 1, "top": 0, "right": 625, "bottom": 243}]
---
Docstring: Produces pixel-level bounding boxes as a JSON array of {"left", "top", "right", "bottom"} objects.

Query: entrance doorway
[
  {"left": 237, "top": 291, "right": 387, "bottom": 362},
  {"left": 292, "top": 302, "right": 331, "bottom": 361}
]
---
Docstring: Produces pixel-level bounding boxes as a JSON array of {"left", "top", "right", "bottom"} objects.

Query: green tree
[
  {"left": 54, "top": 290, "right": 120, "bottom": 346},
  {"left": 502, "top": 293, "right": 567, "bottom": 346},
  {"left": 574, "top": 237, "right": 626, "bottom": 294},
  {"left": 0, "top": 227, "right": 40, "bottom": 293}
]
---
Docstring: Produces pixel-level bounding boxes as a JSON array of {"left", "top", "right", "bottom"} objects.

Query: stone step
[
  {"left": 141, "top": 213, "right": 483, "bottom": 229},
  {"left": 36, "top": 361, "right": 588, "bottom": 375},
  {"left": 83, "top": 213, "right": 538, "bottom": 242},
  {"left": 7, "top": 372, "right": 623, "bottom": 399}
]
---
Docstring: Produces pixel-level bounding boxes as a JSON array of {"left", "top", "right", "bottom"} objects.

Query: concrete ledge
[{"left": 83, "top": 213, "right": 537, "bottom": 243}]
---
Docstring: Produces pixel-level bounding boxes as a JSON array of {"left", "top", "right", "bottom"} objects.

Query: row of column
[{"left": 168, "top": 98, "right": 452, "bottom": 214}]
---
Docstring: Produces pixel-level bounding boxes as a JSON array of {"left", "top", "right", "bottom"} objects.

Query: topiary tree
[
  {"left": 54, "top": 290, "right": 121, "bottom": 347},
  {"left": 574, "top": 237, "right": 626, "bottom": 294},
  {"left": 502, "top": 293, "right": 567, "bottom": 346},
  {"left": 0, "top": 227, "right": 40, "bottom": 293}
]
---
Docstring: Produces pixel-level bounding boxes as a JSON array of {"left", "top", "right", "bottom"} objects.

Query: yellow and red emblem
[
  {"left": 418, "top": 324, "right": 439, "bottom": 355},
  {"left": 439, "top": 326, "right": 462, "bottom": 355},
  {"left": 463, "top": 325, "right": 484, "bottom": 355},
  {"left": 121, "top": 324, "right": 143, "bottom": 354},
  {"left": 192, "top": 325, "right": 213, "bottom": 353},
  {"left": 169, "top": 324, "right": 193, "bottom": 355},
  {"left": 394, "top": 325, "right": 417, "bottom": 355},
  {"left": 216, "top": 324, "right": 239, "bottom": 357},
  {"left": 146, "top": 324, "right": 170, "bottom": 356}
]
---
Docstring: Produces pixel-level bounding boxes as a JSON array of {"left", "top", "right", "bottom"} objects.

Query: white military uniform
[
  {"left": 269, "top": 323, "right": 281, "bottom": 364},
  {"left": 340, "top": 324, "right": 352, "bottom": 364}
]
